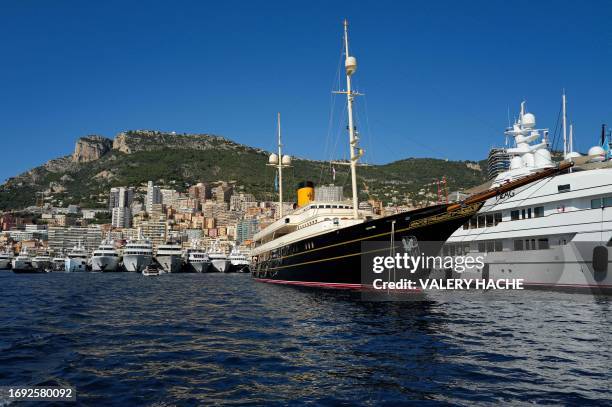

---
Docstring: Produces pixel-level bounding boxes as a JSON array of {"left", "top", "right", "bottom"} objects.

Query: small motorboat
[{"left": 142, "top": 264, "right": 162, "bottom": 277}]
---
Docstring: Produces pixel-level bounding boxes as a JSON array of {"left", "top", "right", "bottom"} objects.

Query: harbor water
[{"left": 0, "top": 272, "right": 609, "bottom": 405}]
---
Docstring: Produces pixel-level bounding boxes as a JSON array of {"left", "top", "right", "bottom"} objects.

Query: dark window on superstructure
[
  {"left": 538, "top": 238, "right": 549, "bottom": 250},
  {"left": 470, "top": 217, "right": 477, "bottom": 229},
  {"left": 527, "top": 208, "right": 532, "bottom": 218},
  {"left": 477, "top": 215, "right": 485, "bottom": 228},
  {"left": 325, "top": 205, "right": 331, "bottom": 208},
  {"left": 558, "top": 184, "right": 571, "bottom": 193},
  {"left": 534, "top": 206, "right": 544, "bottom": 217},
  {"left": 486, "top": 214, "right": 494, "bottom": 227},
  {"left": 486, "top": 241, "right": 494, "bottom": 253},
  {"left": 495, "top": 240, "right": 503, "bottom": 252},
  {"left": 478, "top": 242, "right": 486, "bottom": 252},
  {"left": 463, "top": 222, "right": 469, "bottom": 230},
  {"left": 604, "top": 197, "right": 612, "bottom": 207},
  {"left": 521, "top": 209, "right": 526, "bottom": 219},
  {"left": 494, "top": 213, "right": 502, "bottom": 225},
  {"left": 511, "top": 210, "right": 519, "bottom": 221},
  {"left": 591, "top": 198, "right": 602, "bottom": 209}
]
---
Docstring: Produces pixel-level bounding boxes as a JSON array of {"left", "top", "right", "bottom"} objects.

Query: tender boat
[{"left": 142, "top": 263, "right": 162, "bottom": 276}]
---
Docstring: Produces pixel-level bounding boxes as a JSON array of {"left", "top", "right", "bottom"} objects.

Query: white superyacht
[
  {"left": 91, "top": 234, "right": 120, "bottom": 272},
  {"left": 123, "top": 234, "right": 153, "bottom": 272},
  {"left": 65, "top": 241, "right": 88, "bottom": 272},
  {"left": 32, "top": 251, "right": 53, "bottom": 272},
  {"left": 156, "top": 242, "right": 183, "bottom": 273},
  {"left": 187, "top": 248, "right": 211, "bottom": 273},
  {"left": 12, "top": 246, "right": 35, "bottom": 273},
  {"left": 209, "top": 243, "right": 230, "bottom": 273},
  {"left": 0, "top": 249, "right": 14, "bottom": 269},
  {"left": 229, "top": 247, "right": 250, "bottom": 273},
  {"left": 439, "top": 101, "right": 612, "bottom": 293}
]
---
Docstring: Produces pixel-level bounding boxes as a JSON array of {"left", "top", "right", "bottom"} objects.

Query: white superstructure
[
  {"left": 229, "top": 247, "right": 250, "bottom": 272},
  {"left": 440, "top": 101, "right": 612, "bottom": 292},
  {"left": 187, "top": 248, "right": 211, "bottom": 273},
  {"left": 123, "top": 234, "right": 153, "bottom": 272},
  {"left": 12, "top": 246, "right": 34, "bottom": 272},
  {"left": 0, "top": 249, "right": 14, "bottom": 269},
  {"left": 65, "top": 241, "right": 88, "bottom": 272},
  {"left": 156, "top": 242, "right": 183, "bottom": 273},
  {"left": 208, "top": 242, "right": 231, "bottom": 273},
  {"left": 91, "top": 235, "right": 120, "bottom": 272},
  {"left": 32, "top": 252, "right": 53, "bottom": 272}
]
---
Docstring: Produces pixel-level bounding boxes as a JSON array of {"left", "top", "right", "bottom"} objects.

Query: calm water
[{"left": 0, "top": 272, "right": 610, "bottom": 406}]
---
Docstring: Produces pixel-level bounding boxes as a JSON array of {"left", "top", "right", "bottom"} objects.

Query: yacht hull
[
  {"left": 65, "top": 258, "right": 88, "bottom": 272},
  {"left": 156, "top": 255, "right": 183, "bottom": 273},
  {"left": 190, "top": 261, "right": 211, "bottom": 273},
  {"left": 91, "top": 256, "right": 120, "bottom": 272},
  {"left": 252, "top": 203, "right": 481, "bottom": 288},
  {"left": 0, "top": 259, "right": 11, "bottom": 269},
  {"left": 211, "top": 259, "right": 231, "bottom": 273},
  {"left": 123, "top": 254, "right": 153, "bottom": 272}
]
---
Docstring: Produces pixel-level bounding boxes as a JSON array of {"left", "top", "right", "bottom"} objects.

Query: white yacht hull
[
  {"left": 211, "top": 259, "right": 231, "bottom": 273},
  {"left": 0, "top": 259, "right": 11, "bottom": 269},
  {"left": 12, "top": 259, "right": 35, "bottom": 272},
  {"left": 65, "top": 258, "right": 87, "bottom": 272},
  {"left": 32, "top": 259, "right": 52, "bottom": 272},
  {"left": 123, "top": 254, "right": 153, "bottom": 272},
  {"left": 91, "top": 256, "right": 120, "bottom": 272},
  {"left": 156, "top": 255, "right": 182, "bottom": 273},
  {"left": 190, "top": 261, "right": 211, "bottom": 273}
]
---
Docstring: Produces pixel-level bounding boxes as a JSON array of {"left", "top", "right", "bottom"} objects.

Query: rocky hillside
[{"left": 0, "top": 130, "right": 487, "bottom": 210}]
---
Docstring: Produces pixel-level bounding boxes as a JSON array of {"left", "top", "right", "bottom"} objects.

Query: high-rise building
[
  {"left": 146, "top": 181, "right": 162, "bottom": 213},
  {"left": 236, "top": 219, "right": 259, "bottom": 244},
  {"left": 188, "top": 182, "right": 212, "bottom": 201},
  {"left": 110, "top": 187, "right": 134, "bottom": 228},
  {"left": 48, "top": 226, "right": 103, "bottom": 255},
  {"left": 487, "top": 148, "right": 510, "bottom": 180}
]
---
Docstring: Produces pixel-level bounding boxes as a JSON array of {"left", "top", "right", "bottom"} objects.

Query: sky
[{"left": 1, "top": 0, "right": 611, "bottom": 183}]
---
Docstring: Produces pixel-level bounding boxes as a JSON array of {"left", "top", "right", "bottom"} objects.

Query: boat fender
[{"left": 592, "top": 246, "right": 608, "bottom": 274}]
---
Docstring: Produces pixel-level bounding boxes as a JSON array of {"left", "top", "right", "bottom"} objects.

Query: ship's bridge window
[
  {"left": 469, "top": 217, "right": 477, "bottom": 229},
  {"left": 486, "top": 214, "right": 494, "bottom": 227},
  {"left": 605, "top": 197, "right": 612, "bottom": 207},
  {"left": 325, "top": 205, "right": 331, "bottom": 208},
  {"left": 477, "top": 215, "right": 485, "bottom": 228},
  {"left": 591, "top": 198, "right": 602, "bottom": 209},
  {"left": 494, "top": 212, "right": 502, "bottom": 225},
  {"left": 534, "top": 206, "right": 544, "bottom": 218},
  {"left": 511, "top": 210, "right": 519, "bottom": 221},
  {"left": 558, "top": 184, "right": 571, "bottom": 193},
  {"left": 332, "top": 205, "right": 338, "bottom": 209}
]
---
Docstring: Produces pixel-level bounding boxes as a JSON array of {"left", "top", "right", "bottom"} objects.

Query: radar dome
[
  {"left": 565, "top": 151, "right": 582, "bottom": 160},
  {"left": 345, "top": 56, "right": 357, "bottom": 76},
  {"left": 268, "top": 153, "right": 279, "bottom": 165},
  {"left": 522, "top": 113, "right": 536, "bottom": 129},
  {"left": 588, "top": 146, "right": 606, "bottom": 162},
  {"left": 281, "top": 155, "right": 292, "bottom": 166}
]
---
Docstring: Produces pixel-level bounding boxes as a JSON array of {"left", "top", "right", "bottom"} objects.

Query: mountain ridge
[{"left": 0, "top": 130, "right": 487, "bottom": 210}]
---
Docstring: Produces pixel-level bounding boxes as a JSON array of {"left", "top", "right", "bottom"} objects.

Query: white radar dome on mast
[
  {"left": 281, "top": 155, "right": 292, "bottom": 166},
  {"left": 345, "top": 56, "right": 357, "bottom": 76},
  {"left": 268, "top": 153, "right": 279, "bottom": 165},
  {"left": 521, "top": 112, "right": 536, "bottom": 129}
]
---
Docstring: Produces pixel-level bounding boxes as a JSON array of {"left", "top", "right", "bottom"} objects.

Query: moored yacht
[
  {"left": 12, "top": 246, "right": 35, "bottom": 273},
  {"left": 52, "top": 256, "right": 66, "bottom": 271},
  {"left": 91, "top": 234, "right": 120, "bottom": 272},
  {"left": 32, "top": 252, "right": 53, "bottom": 272},
  {"left": 0, "top": 249, "right": 14, "bottom": 269},
  {"left": 187, "top": 248, "right": 211, "bottom": 273},
  {"left": 438, "top": 99, "right": 612, "bottom": 293},
  {"left": 156, "top": 242, "right": 183, "bottom": 273},
  {"left": 65, "top": 241, "right": 88, "bottom": 272},
  {"left": 250, "top": 20, "right": 572, "bottom": 289},
  {"left": 229, "top": 247, "right": 250, "bottom": 273},
  {"left": 123, "top": 233, "right": 153, "bottom": 272},
  {"left": 209, "top": 243, "right": 230, "bottom": 273}
]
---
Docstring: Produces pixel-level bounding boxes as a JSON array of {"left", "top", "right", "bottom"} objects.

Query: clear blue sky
[{"left": 1, "top": 0, "right": 611, "bottom": 183}]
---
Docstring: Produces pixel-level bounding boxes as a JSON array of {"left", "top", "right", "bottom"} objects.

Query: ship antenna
[
  {"left": 562, "top": 89, "right": 568, "bottom": 157},
  {"left": 343, "top": 19, "right": 361, "bottom": 219},
  {"left": 277, "top": 112, "right": 283, "bottom": 218}
]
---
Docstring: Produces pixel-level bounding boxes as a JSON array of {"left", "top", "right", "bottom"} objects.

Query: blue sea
[{"left": 0, "top": 272, "right": 610, "bottom": 405}]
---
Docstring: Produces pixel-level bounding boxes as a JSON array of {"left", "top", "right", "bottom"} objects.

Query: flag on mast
[{"left": 274, "top": 172, "right": 278, "bottom": 192}]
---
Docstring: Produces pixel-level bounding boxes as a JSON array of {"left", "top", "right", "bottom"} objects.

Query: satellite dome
[
  {"left": 345, "top": 56, "right": 357, "bottom": 76},
  {"left": 565, "top": 151, "right": 582, "bottom": 160},
  {"left": 588, "top": 146, "right": 606, "bottom": 162},
  {"left": 522, "top": 113, "right": 536, "bottom": 129},
  {"left": 281, "top": 155, "right": 292, "bottom": 166},
  {"left": 268, "top": 153, "right": 279, "bottom": 165}
]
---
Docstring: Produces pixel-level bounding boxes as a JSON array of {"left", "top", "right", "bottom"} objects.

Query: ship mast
[
  {"left": 562, "top": 90, "right": 568, "bottom": 157},
  {"left": 267, "top": 112, "right": 291, "bottom": 219},
  {"left": 277, "top": 112, "right": 284, "bottom": 218},
  {"left": 343, "top": 19, "right": 362, "bottom": 219}
]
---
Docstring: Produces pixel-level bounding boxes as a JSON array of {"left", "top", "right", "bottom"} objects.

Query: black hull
[{"left": 252, "top": 203, "right": 481, "bottom": 288}]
